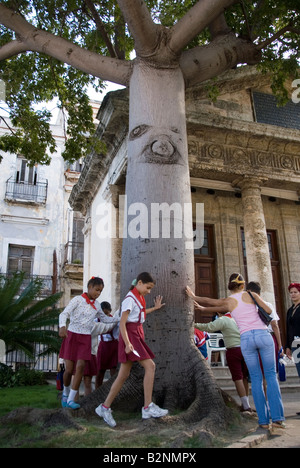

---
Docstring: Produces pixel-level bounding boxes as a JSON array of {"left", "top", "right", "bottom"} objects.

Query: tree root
[{"left": 80, "top": 345, "right": 238, "bottom": 437}]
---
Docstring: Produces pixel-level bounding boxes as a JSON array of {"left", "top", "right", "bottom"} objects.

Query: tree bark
[
  {"left": 169, "top": 0, "right": 240, "bottom": 54},
  {"left": 81, "top": 60, "right": 228, "bottom": 424},
  {"left": 117, "top": 0, "right": 160, "bottom": 57},
  {"left": 180, "top": 34, "right": 261, "bottom": 87}
]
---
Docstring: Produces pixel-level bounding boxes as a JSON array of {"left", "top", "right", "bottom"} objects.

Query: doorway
[{"left": 194, "top": 225, "right": 218, "bottom": 323}]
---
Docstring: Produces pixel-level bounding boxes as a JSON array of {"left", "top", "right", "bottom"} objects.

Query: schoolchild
[
  {"left": 95, "top": 272, "right": 168, "bottom": 427},
  {"left": 96, "top": 301, "right": 119, "bottom": 388},
  {"left": 73, "top": 320, "right": 111, "bottom": 397},
  {"left": 59, "top": 276, "right": 118, "bottom": 409}
]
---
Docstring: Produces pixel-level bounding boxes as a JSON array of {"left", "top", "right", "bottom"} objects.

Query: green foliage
[
  {"left": 0, "top": 272, "right": 62, "bottom": 360},
  {"left": 0, "top": 0, "right": 299, "bottom": 163},
  {"left": 0, "top": 363, "right": 47, "bottom": 388},
  {"left": 227, "top": 1, "right": 300, "bottom": 104}
]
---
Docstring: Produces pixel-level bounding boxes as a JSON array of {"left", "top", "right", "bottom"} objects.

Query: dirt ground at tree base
[
  {"left": 0, "top": 403, "right": 258, "bottom": 448},
  {"left": 1, "top": 390, "right": 298, "bottom": 448}
]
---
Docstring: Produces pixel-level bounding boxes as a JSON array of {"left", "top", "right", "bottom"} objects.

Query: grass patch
[{"left": 0, "top": 384, "right": 60, "bottom": 418}]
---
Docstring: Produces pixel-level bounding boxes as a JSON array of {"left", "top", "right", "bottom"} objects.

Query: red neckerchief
[
  {"left": 81, "top": 293, "right": 97, "bottom": 310},
  {"left": 130, "top": 287, "right": 146, "bottom": 321}
]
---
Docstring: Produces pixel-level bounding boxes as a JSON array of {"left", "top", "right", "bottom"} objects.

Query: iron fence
[{"left": 2, "top": 274, "right": 61, "bottom": 372}]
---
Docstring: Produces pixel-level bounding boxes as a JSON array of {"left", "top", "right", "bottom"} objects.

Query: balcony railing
[
  {"left": 64, "top": 241, "right": 84, "bottom": 265},
  {"left": 3, "top": 273, "right": 60, "bottom": 297},
  {"left": 5, "top": 177, "right": 48, "bottom": 204}
]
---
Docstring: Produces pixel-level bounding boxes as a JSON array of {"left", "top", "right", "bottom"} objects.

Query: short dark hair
[
  {"left": 87, "top": 276, "right": 104, "bottom": 288},
  {"left": 247, "top": 281, "right": 261, "bottom": 295},
  {"left": 101, "top": 301, "right": 111, "bottom": 311}
]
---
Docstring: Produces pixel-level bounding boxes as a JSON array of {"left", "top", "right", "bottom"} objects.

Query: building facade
[
  {"left": 70, "top": 67, "right": 300, "bottom": 345},
  {"left": 0, "top": 100, "right": 101, "bottom": 369}
]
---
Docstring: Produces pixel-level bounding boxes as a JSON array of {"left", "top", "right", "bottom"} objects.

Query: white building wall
[
  {"left": 0, "top": 109, "right": 66, "bottom": 279},
  {"left": 84, "top": 136, "right": 127, "bottom": 310}
]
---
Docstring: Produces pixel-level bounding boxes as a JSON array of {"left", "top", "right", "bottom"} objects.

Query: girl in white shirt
[
  {"left": 95, "top": 272, "right": 168, "bottom": 427},
  {"left": 59, "top": 277, "right": 118, "bottom": 409}
]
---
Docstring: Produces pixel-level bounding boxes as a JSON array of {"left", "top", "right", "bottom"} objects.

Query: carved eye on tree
[{"left": 129, "top": 124, "right": 151, "bottom": 140}]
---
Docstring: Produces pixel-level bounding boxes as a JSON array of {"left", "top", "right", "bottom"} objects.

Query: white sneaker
[
  {"left": 95, "top": 404, "right": 116, "bottom": 428},
  {"left": 142, "top": 402, "right": 169, "bottom": 419}
]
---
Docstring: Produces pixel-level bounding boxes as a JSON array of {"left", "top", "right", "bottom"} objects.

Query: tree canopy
[{"left": 0, "top": 0, "right": 299, "bottom": 165}]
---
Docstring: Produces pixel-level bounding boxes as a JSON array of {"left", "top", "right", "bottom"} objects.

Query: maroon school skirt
[
  {"left": 97, "top": 340, "right": 118, "bottom": 371},
  {"left": 118, "top": 322, "right": 155, "bottom": 363},
  {"left": 59, "top": 331, "right": 91, "bottom": 362}
]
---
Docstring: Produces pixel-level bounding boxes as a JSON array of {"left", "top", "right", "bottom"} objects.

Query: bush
[
  {"left": 0, "top": 364, "right": 47, "bottom": 388},
  {"left": 0, "top": 363, "right": 14, "bottom": 388}
]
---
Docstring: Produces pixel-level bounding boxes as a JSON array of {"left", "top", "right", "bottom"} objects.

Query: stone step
[{"left": 211, "top": 364, "right": 300, "bottom": 394}]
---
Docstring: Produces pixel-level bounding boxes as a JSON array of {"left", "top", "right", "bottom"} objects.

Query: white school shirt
[
  {"left": 121, "top": 292, "right": 146, "bottom": 324},
  {"left": 265, "top": 301, "right": 280, "bottom": 332},
  {"left": 59, "top": 295, "right": 118, "bottom": 335}
]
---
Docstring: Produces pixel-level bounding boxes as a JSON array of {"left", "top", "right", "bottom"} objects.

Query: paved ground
[{"left": 228, "top": 392, "right": 300, "bottom": 448}]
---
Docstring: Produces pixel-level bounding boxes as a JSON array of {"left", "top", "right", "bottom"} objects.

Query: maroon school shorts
[{"left": 226, "top": 347, "right": 249, "bottom": 382}]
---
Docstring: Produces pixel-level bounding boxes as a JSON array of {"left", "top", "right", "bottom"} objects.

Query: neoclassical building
[{"left": 70, "top": 66, "right": 300, "bottom": 345}]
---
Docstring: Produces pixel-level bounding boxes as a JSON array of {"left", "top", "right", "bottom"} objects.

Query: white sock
[
  {"left": 241, "top": 396, "right": 250, "bottom": 410},
  {"left": 67, "top": 388, "right": 78, "bottom": 402},
  {"left": 63, "top": 385, "right": 70, "bottom": 396}
]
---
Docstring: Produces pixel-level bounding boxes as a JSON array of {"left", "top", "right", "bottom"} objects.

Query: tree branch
[
  {"left": 0, "top": 4, "right": 132, "bottom": 86},
  {"left": 84, "top": 0, "right": 118, "bottom": 58},
  {"left": 209, "top": 13, "right": 231, "bottom": 39},
  {"left": 116, "top": 0, "right": 160, "bottom": 56},
  {"left": 180, "top": 33, "right": 261, "bottom": 88},
  {"left": 169, "top": 0, "right": 240, "bottom": 54},
  {"left": 0, "top": 39, "right": 28, "bottom": 61},
  {"left": 255, "top": 24, "right": 296, "bottom": 50}
]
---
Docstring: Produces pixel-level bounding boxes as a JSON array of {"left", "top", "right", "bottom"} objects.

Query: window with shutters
[{"left": 7, "top": 244, "right": 35, "bottom": 276}]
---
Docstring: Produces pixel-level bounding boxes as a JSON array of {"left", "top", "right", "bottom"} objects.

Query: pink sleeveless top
[{"left": 230, "top": 291, "right": 268, "bottom": 335}]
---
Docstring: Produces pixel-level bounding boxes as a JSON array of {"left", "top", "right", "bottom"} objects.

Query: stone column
[{"left": 238, "top": 176, "right": 275, "bottom": 305}]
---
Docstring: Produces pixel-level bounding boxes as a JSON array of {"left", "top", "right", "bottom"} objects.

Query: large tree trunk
[{"left": 82, "top": 59, "right": 228, "bottom": 425}]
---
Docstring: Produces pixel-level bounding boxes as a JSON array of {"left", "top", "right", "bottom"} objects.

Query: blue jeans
[{"left": 241, "top": 329, "right": 285, "bottom": 425}]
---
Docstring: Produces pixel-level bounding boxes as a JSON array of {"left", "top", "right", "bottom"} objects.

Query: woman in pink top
[{"left": 186, "top": 273, "right": 285, "bottom": 429}]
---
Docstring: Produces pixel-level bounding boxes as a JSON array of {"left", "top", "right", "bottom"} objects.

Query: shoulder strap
[
  {"left": 247, "top": 290, "right": 258, "bottom": 306},
  {"left": 124, "top": 291, "right": 145, "bottom": 322},
  {"left": 125, "top": 291, "right": 143, "bottom": 310}
]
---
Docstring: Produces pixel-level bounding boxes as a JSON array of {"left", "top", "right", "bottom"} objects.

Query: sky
[{"left": 0, "top": 80, "right": 125, "bottom": 121}]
